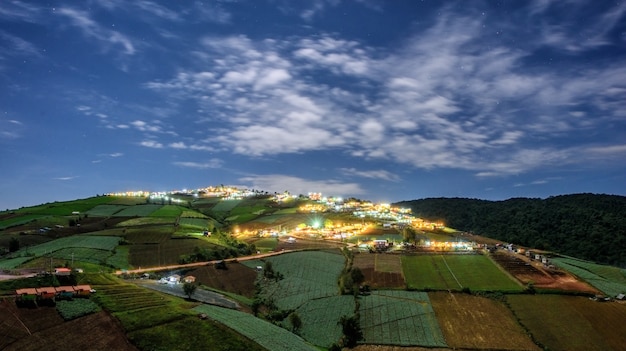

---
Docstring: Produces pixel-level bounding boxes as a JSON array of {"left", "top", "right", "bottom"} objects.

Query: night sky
[{"left": 1, "top": 0, "right": 625, "bottom": 210}]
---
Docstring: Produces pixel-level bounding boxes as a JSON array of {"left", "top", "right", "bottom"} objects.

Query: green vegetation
[
  {"left": 14, "top": 196, "right": 115, "bottom": 215},
  {"left": 552, "top": 257, "right": 626, "bottom": 296},
  {"left": 0, "top": 214, "right": 46, "bottom": 229},
  {"left": 114, "top": 204, "right": 163, "bottom": 217},
  {"left": 290, "top": 295, "right": 355, "bottom": 347},
  {"left": 396, "top": 194, "right": 626, "bottom": 267},
  {"left": 56, "top": 299, "right": 101, "bottom": 320},
  {"left": 85, "top": 204, "right": 128, "bottom": 216},
  {"left": 149, "top": 205, "right": 186, "bottom": 217},
  {"left": 359, "top": 290, "right": 446, "bottom": 347},
  {"left": 247, "top": 251, "right": 346, "bottom": 310},
  {"left": 193, "top": 304, "right": 318, "bottom": 351},
  {"left": 10, "top": 236, "right": 120, "bottom": 258},
  {"left": 402, "top": 254, "right": 522, "bottom": 291}
]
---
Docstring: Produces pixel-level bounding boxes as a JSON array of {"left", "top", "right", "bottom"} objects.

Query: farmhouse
[
  {"left": 73, "top": 285, "right": 92, "bottom": 297},
  {"left": 15, "top": 288, "right": 38, "bottom": 302},
  {"left": 55, "top": 267, "right": 72, "bottom": 276},
  {"left": 37, "top": 287, "right": 57, "bottom": 300},
  {"left": 183, "top": 275, "right": 196, "bottom": 283},
  {"left": 56, "top": 286, "right": 75, "bottom": 299}
]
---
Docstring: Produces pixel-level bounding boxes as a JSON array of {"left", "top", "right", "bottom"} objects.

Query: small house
[
  {"left": 167, "top": 274, "right": 181, "bottom": 284},
  {"left": 36, "top": 287, "right": 57, "bottom": 300},
  {"left": 183, "top": 275, "right": 196, "bottom": 283},
  {"left": 55, "top": 267, "right": 72, "bottom": 276},
  {"left": 55, "top": 286, "right": 75, "bottom": 299},
  {"left": 15, "top": 288, "right": 38, "bottom": 302},
  {"left": 286, "top": 237, "right": 296, "bottom": 244},
  {"left": 73, "top": 285, "right": 92, "bottom": 297}
]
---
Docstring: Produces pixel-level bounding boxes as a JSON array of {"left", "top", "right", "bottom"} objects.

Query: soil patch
[
  {"left": 491, "top": 252, "right": 600, "bottom": 293},
  {"left": 0, "top": 299, "right": 136, "bottom": 351},
  {"left": 186, "top": 262, "right": 257, "bottom": 298},
  {"left": 353, "top": 253, "right": 405, "bottom": 289}
]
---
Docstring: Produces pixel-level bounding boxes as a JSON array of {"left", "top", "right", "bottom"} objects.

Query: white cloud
[
  {"left": 144, "top": 5, "right": 626, "bottom": 178},
  {"left": 139, "top": 140, "right": 163, "bottom": 148},
  {"left": 173, "top": 159, "right": 222, "bottom": 169},
  {"left": 239, "top": 175, "right": 365, "bottom": 197},
  {"left": 339, "top": 168, "right": 401, "bottom": 182},
  {"left": 56, "top": 7, "right": 136, "bottom": 55}
]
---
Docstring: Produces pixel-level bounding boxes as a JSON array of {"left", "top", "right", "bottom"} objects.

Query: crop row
[
  {"left": 11, "top": 236, "right": 120, "bottom": 258},
  {"left": 292, "top": 295, "right": 355, "bottom": 347},
  {"left": 552, "top": 258, "right": 626, "bottom": 296},
  {"left": 193, "top": 304, "right": 318, "bottom": 351},
  {"left": 359, "top": 291, "right": 446, "bottom": 347}
]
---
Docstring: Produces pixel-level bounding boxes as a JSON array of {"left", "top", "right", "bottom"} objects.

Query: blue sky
[{"left": 1, "top": 0, "right": 625, "bottom": 209}]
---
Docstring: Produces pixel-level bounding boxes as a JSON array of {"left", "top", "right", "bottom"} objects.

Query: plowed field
[
  {"left": 186, "top": 262, "right": 257, "bottom": 298},
  {"left": 0, "top": 300, "right": 136, "bottom": 351},
  {"left": 353, "top": 253, "right": 405, "bottom": 288},
  {"left": 491, "top": 252, "right": 600, "bottom": 293}
]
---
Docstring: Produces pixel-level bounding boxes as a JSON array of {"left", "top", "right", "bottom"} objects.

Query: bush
[{"left": 56, "top": 299, "right": 100, "bottom": 320}]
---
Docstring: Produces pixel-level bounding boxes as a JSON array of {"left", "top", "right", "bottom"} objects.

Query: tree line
[{"left": 395, "top": 193, "right": 626, "bottom": 267}]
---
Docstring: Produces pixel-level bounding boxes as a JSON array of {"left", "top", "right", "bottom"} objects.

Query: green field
[
  {"left": 9, "top": 235, "right": 120, "bottom": 257},
  {"left": 289, "top": 295, "right": 355, "bottom": 347},
  {"left": 0, "top": 214, "right": 46, "bottom": 229},
  {"left": 212, "top": 199, "right": 242, "bottom": 212},
  {"left": 149, "top": 205, "right": 186, "bottom": 217},
  {"left": 193, "top": 304, "right": 318, "bottom": 351},
  {"left": 114, "top": 204, "right": 163, "bottom": 217},
  {"left": 0, "top": 256, "right": 33, "bottom": 269},
  {"left": 244, "top": 250, "right": 345, "bottom": 310},
  {"left": 552, "top": 257, "right": 626, "bottom": 296},
  {"left": 402, "top": 254, "right": 522, "bottom": 291},
  {"left": 359, "top": 290, "right": 447, "bottom": 347},
  {"left": 178, "top": 217, "right": 209, "bottom": 229},
  {"left": 85, "top": 204, "right": 128, "bottom": 216},
  {"left": 14, "top": 196, "right": 115, "bottom": 215}
]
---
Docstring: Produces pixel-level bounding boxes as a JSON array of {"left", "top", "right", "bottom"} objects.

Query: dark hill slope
[{"left": 395, "top": 194, "right": 626, "bottom": 267}]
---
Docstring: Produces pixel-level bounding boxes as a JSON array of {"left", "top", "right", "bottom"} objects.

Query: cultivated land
[{"left": 1, "top": 194, "right": 625, "bottom": 351}]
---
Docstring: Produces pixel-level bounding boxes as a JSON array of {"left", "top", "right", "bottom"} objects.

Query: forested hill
[{"left": 394, "top": 194, "right": 626, "bottom": 267}]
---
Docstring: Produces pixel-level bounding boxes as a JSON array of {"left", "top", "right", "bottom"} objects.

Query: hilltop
[{"left": 1, "top": 189, "right": 625, "bottom": 351}]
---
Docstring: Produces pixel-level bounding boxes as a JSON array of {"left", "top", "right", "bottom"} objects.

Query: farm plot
[
  {"left": 85, "top": 204, "right": 128, "bottom": 217},
  {"left": 124, "top": 226, "right": 173, "bottom": 244},
  {"left": 429, "top": 292, "right": 539, "bottom": 350},
  {"left": 92, "top": 284, "right": 169, "bottom": 313},
  {"left": 50, "top": 247, "right": 113, "bottom": 265},
  {"left": 117, "top": 217, "right": 175, "bottom": 226},
  {"left": 491, "top": 252, "right": 598, "bottom": 293},
  {"left": 178, "top": 217, "right": 209, "bottom": 229},
  {"left": 187, "top": 262, "right": 257, "bottom": 298},
  {"left": 149, "top": 205, "right": 186, "bottom": 217},
  {"left": 0, "top": 256, "right": 33, "bottom": 269},
  {"left": 129, "top": 238, "right": 213, "bottom": 266},
  {"left": 0, "top": 214, "right": 45, "bottom": 229},
  {"left": 193, "top": 304, "right": 318, "bottom": 351},
  {"left": 353, "top": 253, "right": 405, "bottom": 288},
  {"left": 402, "top": 254, "right": 522, "bottom": 291},
  {"left": 247, "top": 251, "right": 345, "bottom": 310},
  {"left": 211, "top": 199, "right": 241, "bottom": 212},
  {"left": 552, "top": 257, "right": 626, "bottom": 297},
  {"left": 508, "top": 295, "right": 626, "bottom": 351},
  {"left": 180, "top": 210, "right": 207, "bottom": 218},
  {"left": 10, "top": 235, "right": 120, "bottom": 257},
  {"left": 359, "top": 290, "right": 446, "bottom": 347},
  {"left": 113, "top": 204, "right": 163, "bottom": 217},
  {"left": 289, "top": 295, "right": 355, "bottom": 348},
  {"left": 16, "top": 196, "right": 115, "bottom": 216}
]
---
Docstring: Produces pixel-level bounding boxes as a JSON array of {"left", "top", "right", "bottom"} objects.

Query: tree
[
  {"left": 338, "top": 315, "right": 363, "bottom": 348},
  {"left": 350, "top": 267, "right": 365, "bottom": 288},
  {"left": 402, "top": 225, "right": 417, "bottom": 243},
  {"left": 183, "top": 282, "right": 198, "bottom": 300},
  {"left": 289, "top": 312, "right": 302, "bottom": 333},
  {"left": 8, "top": 237, "right": 19, "bottom": 252}
]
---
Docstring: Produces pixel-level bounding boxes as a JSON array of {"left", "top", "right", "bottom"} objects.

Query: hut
[
  {"left": 55, "top": 286, "right": 75, "bottom": 299},
  {"left": 36, "top": 287, "right": 57, "bottom": 300},
  {"left": 15, "top": 288, "right": 38, "bottom": 303},
  {"left": 73, "top": 285, "right": 92, "bottom": 297}
]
